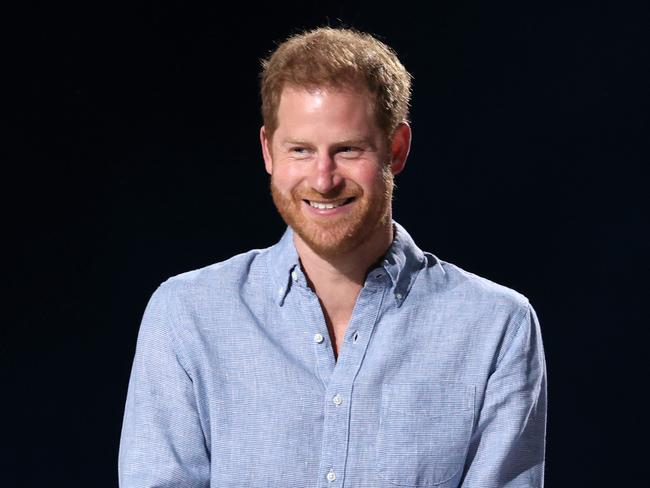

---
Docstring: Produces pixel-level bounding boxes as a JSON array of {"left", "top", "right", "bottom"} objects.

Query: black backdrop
[{"left": 7, "top": 1, "right": 648, "bottom": 486}]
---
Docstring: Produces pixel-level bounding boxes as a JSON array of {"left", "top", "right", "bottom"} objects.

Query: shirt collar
[
  {"left": 267, "top": 220, "right": 427, "bottom": 307},
  {"left": 382, "top": 221, "right": 428, "bottom": 305},
  {"left": 267, "top": 225, "right": 301, "bottom": 306}
]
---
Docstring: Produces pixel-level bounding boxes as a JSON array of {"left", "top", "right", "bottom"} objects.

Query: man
[{"left": 119, "top": 27, "right": 546, "bottom": 488}]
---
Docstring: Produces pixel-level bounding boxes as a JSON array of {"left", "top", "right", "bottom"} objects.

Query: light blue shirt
[{"left": 119, "top": 222, "right": 547, "bottom": 488}]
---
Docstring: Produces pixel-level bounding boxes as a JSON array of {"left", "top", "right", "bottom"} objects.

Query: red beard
[{"left": 270, "top": 168, "right": 394, "bottom": 259}]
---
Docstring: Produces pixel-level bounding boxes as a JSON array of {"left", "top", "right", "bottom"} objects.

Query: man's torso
[{"left": 150, "top": 224, "right": 531, "bottom": 488}]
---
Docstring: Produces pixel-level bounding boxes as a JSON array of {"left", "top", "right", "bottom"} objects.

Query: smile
[{"left": 305, "top": 198, "right": 355, "bottom": 210}]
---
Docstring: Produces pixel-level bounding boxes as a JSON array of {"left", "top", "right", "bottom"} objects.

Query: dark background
[{"left": 6, "top": 1, "right": 648, "bottom": 486}]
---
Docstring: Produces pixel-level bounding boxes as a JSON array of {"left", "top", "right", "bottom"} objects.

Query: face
[{"left": 260, "top": 85, "right": 409, "bottom": 259}]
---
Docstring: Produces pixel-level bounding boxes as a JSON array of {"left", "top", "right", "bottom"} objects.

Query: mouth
[{"left": 304, "top": 197, "right": 356, "bottom": 210}]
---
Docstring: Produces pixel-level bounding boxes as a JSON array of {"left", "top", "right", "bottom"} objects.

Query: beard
[{"left": 270, "top": 166, "right": 394, "bottom": 259}]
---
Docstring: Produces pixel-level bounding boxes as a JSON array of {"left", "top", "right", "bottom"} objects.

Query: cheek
[
  {"left": 356, "top": 165, "right": 389, "bottom": 189},
  {"left": 272, "top": 165, "right": 305, "bottom": 192}
]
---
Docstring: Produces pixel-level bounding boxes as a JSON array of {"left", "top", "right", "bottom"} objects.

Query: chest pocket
[{"left": 376, "top": 382, "right": 475, "bottom": 487}]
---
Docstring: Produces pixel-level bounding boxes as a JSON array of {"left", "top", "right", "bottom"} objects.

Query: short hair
[{"left": 260, "top": 27, "right": 412, "bottom": 141}]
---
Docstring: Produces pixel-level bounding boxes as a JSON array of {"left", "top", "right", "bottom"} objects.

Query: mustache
[{"left": 291, "top": 187, "right": 361, "bottom": 201}]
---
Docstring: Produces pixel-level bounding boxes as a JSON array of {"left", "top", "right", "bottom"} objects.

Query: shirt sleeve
[
  {"left": 118, "top": 283, "right": 210, "bottom": 488},
  {"left": 460, "top": 303, "right": 547, "bottom": 488}
]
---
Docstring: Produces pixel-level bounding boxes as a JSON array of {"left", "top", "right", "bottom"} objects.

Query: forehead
[{"left": 275, "top": 84, "right": 379, "bottom": 137}]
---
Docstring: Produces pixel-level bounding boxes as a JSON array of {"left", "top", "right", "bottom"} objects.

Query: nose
[{"left": 309, "top": 152, "right": 343, "bottom": 194}]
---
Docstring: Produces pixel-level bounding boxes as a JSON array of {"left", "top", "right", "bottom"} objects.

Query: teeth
[{"left": 308, "top": 200, "right": 348, "bottom": 210}]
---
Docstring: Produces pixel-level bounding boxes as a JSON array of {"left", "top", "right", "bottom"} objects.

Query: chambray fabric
[{"left": 118, "top": 221, "right": 547, "bottom": 488}]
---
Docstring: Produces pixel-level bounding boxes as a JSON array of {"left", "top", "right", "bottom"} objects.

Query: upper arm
[
  {"left": 460, "top": 304, "right": 547, "bottom": 488},
  {"left": 118, "top": 283, "right": 210, "bottom": 487}
]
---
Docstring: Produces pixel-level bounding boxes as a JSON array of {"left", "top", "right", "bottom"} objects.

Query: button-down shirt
[{"left": 118, "top": 222, "right": 547, "bottom": 488}]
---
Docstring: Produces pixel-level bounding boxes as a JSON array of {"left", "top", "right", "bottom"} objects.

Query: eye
[
  {"left": 289, "top": 147, "right": 311, "bottom": 159},
  {"left": 337, "top": 146, "right": 363, "bottom": 158}
]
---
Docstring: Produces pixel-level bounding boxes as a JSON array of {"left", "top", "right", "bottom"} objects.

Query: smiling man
[{"left": 119, "top": 27, "right": 547, "bottom": 488}]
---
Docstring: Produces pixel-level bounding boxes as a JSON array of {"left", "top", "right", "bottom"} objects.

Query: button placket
[
  {"left": 314, "top": 276, "right": 388, "bottom": 488},
  {"left": 297, "top": 286, "right": 335, "bottom": 387}
]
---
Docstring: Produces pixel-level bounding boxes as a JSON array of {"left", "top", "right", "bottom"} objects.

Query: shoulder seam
[
  {"left": 495, "top": 302, "right": 532, "bottom": 367},
  {"left": 157, "top": 281, "right": 196, "bottom": 377}
]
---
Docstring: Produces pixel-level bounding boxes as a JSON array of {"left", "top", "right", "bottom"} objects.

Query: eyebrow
[
  {"left": 281, "top": 140, "right": 312, "bottom": 147},
  {"left": 281, "top": 138, "right": 375, "bottom": 149}
]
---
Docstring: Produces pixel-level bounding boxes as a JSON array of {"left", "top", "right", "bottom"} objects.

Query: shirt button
[
  {"left": 395, "top": 292, "right": 403, "bottom": 300},
  {"left": 291, "top": 270, "right": 298, "bottom": 282},
  {"left": 326, "top": 469, "right": 337, "bottom": 482},
  {"left": 332, "top": 394, "right": 343, "bottom": 405},
  {"left": 314, "top": 333, "right": 324, "bottom": 343}
]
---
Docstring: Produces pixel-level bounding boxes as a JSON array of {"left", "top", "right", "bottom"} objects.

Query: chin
[
  {"left": 287, "top": 208, "right": 392, "bottom": 260},
  {"left": 296, "top": 225, "right": 364, "bottom": 258}
]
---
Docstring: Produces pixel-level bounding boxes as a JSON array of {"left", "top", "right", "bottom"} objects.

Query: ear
[
  {"left": 388, "top": 122, "right": 411, "bottom": 176},
  {"left": 260, "top": 126, "right": 273, "bottom": 175}
]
